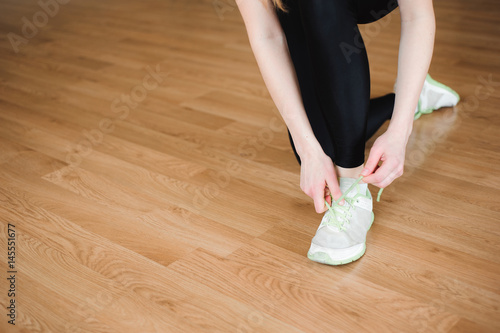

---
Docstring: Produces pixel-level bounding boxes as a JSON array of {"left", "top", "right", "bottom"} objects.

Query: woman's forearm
[
  {"left": 389, "top": 1, "right": 435, "bottom": 140},
  {"left": 249, "top": 35, "right": 322, "bottom": 157},
  {"left": 236, "top": 0, "right": 323, "bottom": 159}
]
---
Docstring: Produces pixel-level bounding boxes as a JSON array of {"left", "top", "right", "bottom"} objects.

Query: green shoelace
[{"left": 323, "top": 176, "right": 383, "bottom": 231}]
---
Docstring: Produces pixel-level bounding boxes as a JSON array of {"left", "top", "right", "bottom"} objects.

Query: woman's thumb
[{"left": 361, "top": 149, "right": 381, "bottom": 177}]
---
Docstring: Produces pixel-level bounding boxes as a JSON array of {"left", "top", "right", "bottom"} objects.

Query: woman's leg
[
  {"left": 276, "top": 0, "right": 335, "bottom": 165},
  {"left": 366, "top": 94, "right": 395, "bottom": 140},
  {"left": 296, "top": 0, "right": 373, "bottom": 169},
  {"left": 277, "top": 0, "right": 397, "bottom": 168}
]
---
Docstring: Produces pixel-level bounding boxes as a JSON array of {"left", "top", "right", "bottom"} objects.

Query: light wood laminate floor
[{"left": 0, "top": 0, "right": 499, "bottom": 332}]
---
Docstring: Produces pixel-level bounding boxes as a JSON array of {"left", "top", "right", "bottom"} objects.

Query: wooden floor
[{"left": 0, "top": 0, "right": 499, "bottom": 332}]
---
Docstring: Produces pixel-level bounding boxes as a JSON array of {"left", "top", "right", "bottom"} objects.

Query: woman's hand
[
  {"left": 362, "top": 0, "right": 434, "bottom": 190},
  {"left": 300, "top": 151, "right": 343, "bottom": 213},
  {"left": 361, "top": 130, "right": 408, "bottom": 188},
  {"left": 361, "top": 0, "right": 434, "bottom": 188}
]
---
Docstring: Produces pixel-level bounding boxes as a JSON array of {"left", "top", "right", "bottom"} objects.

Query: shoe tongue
[{"left": 339, "top": 178, "right": 367, "bottom": 198}]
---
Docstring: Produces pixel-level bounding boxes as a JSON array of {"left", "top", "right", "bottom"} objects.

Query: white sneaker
[
  {"left": 414, "top": 74, "right": 460, "bottom": 120},
  {"left": 307, "top": 177, "right": 374, "bottom": 265}
]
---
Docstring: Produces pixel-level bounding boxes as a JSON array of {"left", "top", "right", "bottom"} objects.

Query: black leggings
[{"left": 277, "top": 0, "right": 399, "bottom": 168}]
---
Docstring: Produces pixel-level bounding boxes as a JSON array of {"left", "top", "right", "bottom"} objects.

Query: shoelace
[{"left": 323, "top": 176, "right": 384, "bottom": 231}]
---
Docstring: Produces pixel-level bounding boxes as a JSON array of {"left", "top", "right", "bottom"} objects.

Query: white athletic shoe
[
  {"left": 307, "top": 177, "right": 374, "bottom": 265},
  {"left": 414, "top": 74, "right": 460, "bottom": 120}
]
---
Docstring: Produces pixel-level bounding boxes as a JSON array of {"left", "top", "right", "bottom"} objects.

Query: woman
[{"left": 235, "top": 0, "right": 459, "bottom": 265}]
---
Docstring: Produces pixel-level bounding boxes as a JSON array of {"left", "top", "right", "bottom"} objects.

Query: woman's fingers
[
  {"left": 313, "top": 188, "right": 328, "bottom": 213},
  {"left": 363, "top": 158, "right": 403, "bottom": 188},
  {"left": 312, "top": 177, "right": 341, "bottom": 213},
  {"left": 374, "top": 165, "right": 403, "bottom": 188},
  {"left": 324, "top": 186, "right": 332, "bottom": 207},
  {"left": 377, "top": 171, "right": 399, "bottom": 188},
  {"left": 363, "top": 162, "right": 390, "bottom": 187},
  {"left": 361, "top": 146, "right": 383, "bottom": 177},
  {"left": 361, "top": 131, "right": 406, "bottom": 188},
  {"left": 299, "top": 151, "right": 343, "bottom": 213},
  {"left": 326, "top": 173, "right": 343, "bottom": 205}
]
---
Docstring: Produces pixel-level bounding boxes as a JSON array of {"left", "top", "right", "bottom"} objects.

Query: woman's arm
[
  {"left": 362, "top": 0, "right": 435, "bottom": 188},
  {"left": 236, "top": 0, "right": 342, "bottom": 212}
]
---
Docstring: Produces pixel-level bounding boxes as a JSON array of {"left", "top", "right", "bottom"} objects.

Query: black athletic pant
[{"left": 277, "top": 0, "right": 399, "bottom": 167}]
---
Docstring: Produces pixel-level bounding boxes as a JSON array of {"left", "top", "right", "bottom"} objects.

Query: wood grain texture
[{"left": 0, "top": 0, "right": 499, "bottom": 332}]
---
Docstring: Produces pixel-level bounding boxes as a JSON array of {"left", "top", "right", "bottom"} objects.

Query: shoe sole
[
  {"left": 307, "top": 212, "right": 374, "bottom": 266},
  {"left": 307, "top": 243, "right": 366, "bottom": 265},
  {"left": 415, "top": 74, "right": 460, "bottom": 119}
]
